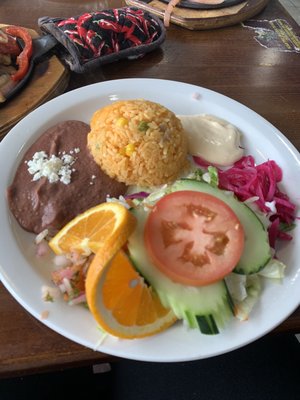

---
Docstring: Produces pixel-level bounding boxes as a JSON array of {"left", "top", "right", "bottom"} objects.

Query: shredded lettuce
[
  {"left": 258, "top": 258, "right": 286, "bottom": 280},
  {"left": 225, "top": 257, "right": 286, "bottom": 322},
  {"left": 187, "top": 165, "right": 219, "bottom": 187},
  {"left": 231, "top": 275, "right": 262, "bottom": 321},
  {"left": 202, "top": 166, "right": 219, "bottom": 187},
  {"left": 186, "top": 167, "right": 205, "bottom": 181},
  {"left": 225, "top": 273, "right": 247, "bottom": 302},
  {"left": 143, "top": 184, "right": 171, "bottom": 205}
]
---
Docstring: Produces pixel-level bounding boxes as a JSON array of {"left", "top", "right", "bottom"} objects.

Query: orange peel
[
  {"left": 86, "top": 249, "right": 177, "bottom": 339},
  {"left": 49, "top": 202, "right": 136, "bottom": 256}
]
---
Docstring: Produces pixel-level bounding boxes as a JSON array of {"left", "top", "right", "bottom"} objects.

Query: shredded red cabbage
[
  {"left": 218, "top": 155, "right": 296, "bottom": 248},
  {"left": 125, "top": 191, "right": 150, "bottom": 200},
  {"left": 193, "top": 156, "right": 212, "bottom": 168}
]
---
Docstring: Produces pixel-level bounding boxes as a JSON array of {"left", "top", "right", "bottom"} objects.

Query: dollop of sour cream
[{"left": 177, "top": 114, "right": 244, "bottom": 166}]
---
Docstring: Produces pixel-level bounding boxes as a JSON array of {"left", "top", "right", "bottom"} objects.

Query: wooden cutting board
[
  {"left": 0, "top": 25, "right": 69, "bottom": 140},
  {"left": 125, "top": 0, "right": 270, "bottom": 30}
]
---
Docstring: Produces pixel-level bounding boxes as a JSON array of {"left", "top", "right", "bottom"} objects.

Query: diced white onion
[
  {"left": 53, "top": 254, "right": 71, "bottom": 268},
  {"left": 35, "top": 240, "right": 50, "bottom": 257},
  {"left": 35, "top": 229, "right": 49, "bottom": 244},
  {"left": 62, "top": 278, "right": 72, "bottom": 295}
]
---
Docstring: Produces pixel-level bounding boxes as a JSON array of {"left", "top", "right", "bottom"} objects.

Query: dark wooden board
[
  {"left": 125, "top": 0, "right": 271, "bottom": 30},
  {"left": 0, "top": 25, "right": 69, "bottom": 139}
]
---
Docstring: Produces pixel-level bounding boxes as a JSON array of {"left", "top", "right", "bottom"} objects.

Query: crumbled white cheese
[{"left": 27, "top": 150, "right": 78, "bottom": 185}]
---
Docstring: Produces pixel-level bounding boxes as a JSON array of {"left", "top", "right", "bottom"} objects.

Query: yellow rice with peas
[{"left": 87, "top": 99, "right": 189, "bottom": 187}]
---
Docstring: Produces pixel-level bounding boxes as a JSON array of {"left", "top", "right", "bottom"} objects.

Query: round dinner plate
[{"left": 0, "top": 78, "right": 299, "bottom": 362}]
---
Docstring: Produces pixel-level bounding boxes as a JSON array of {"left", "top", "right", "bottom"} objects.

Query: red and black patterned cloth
[{"left": 38, "top": 7, "right": 165, "bottom": 73}]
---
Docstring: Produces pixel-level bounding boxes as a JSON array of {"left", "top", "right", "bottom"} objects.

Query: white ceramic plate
[{"left": 0, "top": 78, "right": 299, "bottom": 362}]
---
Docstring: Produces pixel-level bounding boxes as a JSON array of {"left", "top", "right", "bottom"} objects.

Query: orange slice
[
  {"left": 49, "top": 202, "right": 136, "bottom": 255},
  {"left": 86, "top": 249, "right": 177, "bottom": 339}
]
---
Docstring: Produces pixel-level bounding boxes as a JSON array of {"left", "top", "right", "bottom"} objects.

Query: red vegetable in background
[
  {"left": 0, "top": 30, "right": 21, "bottom": 56},
  {"left": 5, "top": 25, "right": 33, "bottom": 82}
]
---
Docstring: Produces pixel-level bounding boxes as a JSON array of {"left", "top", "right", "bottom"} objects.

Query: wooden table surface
[{"left": 0, "top": 0, "right": 299, "bottom": 378}]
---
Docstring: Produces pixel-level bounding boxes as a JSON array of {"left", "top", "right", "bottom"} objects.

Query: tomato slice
[{"left": 144, "top": 191, "right": 244, "bottom": 286}]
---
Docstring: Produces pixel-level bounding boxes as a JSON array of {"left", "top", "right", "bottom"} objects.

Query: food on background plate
[
  {"left": 4, "top": 26, "right": 32, "bottom": 82},
  {"left": 7, "top": 120, "right": 127, "bottom": 234},
  {"left": 0, "top": 26, "right": 33, "bottom": 102},
  {"left": 88, "top": 99, "right": 189, "bottom": 187},
  {"left": 0, "top": 28, "right": 20, "bottom": 102},
  {"left": 0, "top": 29, "right": 20, "bottom": 64}
]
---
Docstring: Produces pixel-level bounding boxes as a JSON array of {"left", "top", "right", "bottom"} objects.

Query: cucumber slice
[
  {"left": 196, "top": 315, "right": 219, "bottom": 335},
  {"left": 128, "top": 206, "right": 234, "bottom": 335},
  {"left": 171, "top": 179, "right": 271, "bottom": 274}
]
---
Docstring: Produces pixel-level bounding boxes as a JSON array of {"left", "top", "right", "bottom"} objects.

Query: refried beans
[{"left": 7, "top": 120, "right": 127, "bottom": 234}]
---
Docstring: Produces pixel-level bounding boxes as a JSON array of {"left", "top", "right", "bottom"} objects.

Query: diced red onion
[
  {"left": 52, "top": 266, "right": 74, "bottom": 282},
  {"left": 68, "top": 293, "right": 86, "bottom": 305},
  {"left": 193, "top": 156, "right": 211, "bottom": 168},
  {"left": 268, "top": 217, "right": 280, "bottom": 249},
  {"left": 125, "top": 191, "right": 150, "bottom": 200},
  {"left": 35, "top": 240, "right": 50, "bottom": 257}
]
